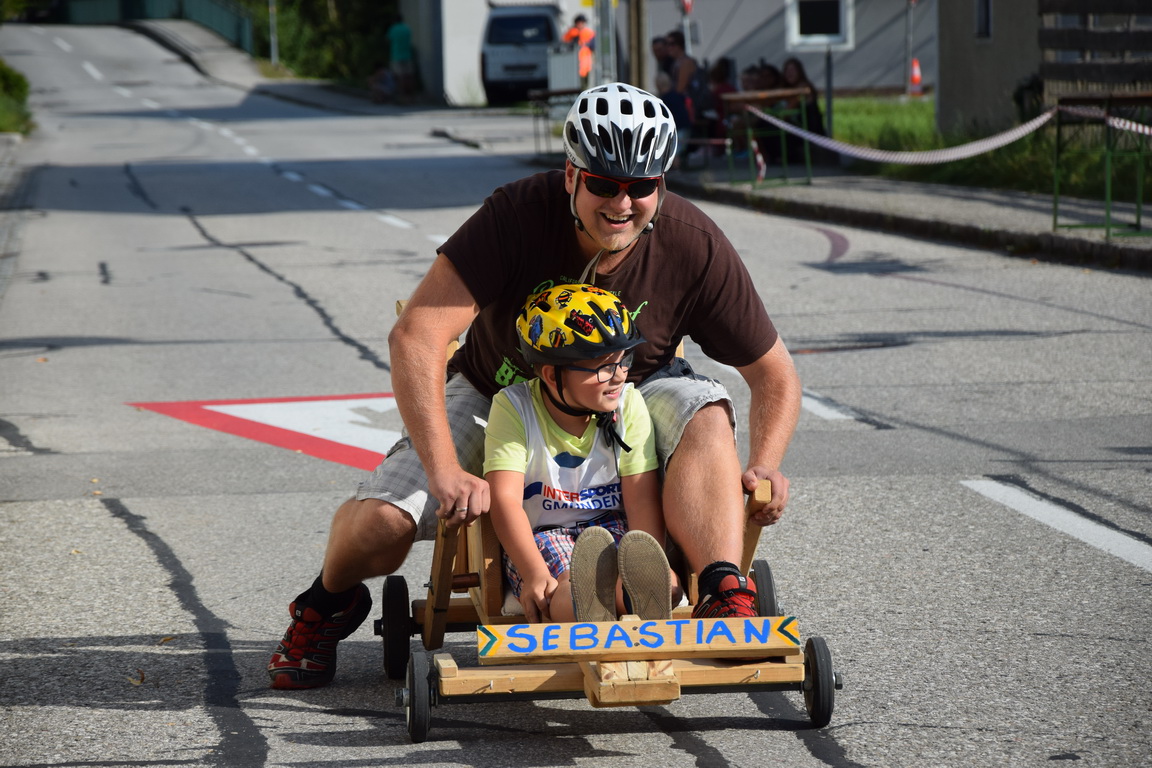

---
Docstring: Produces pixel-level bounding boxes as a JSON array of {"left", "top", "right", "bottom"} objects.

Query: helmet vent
[
  {"left": 597, "top": 125, "right": 613, "bottom": 155},
  {"left": 620, "top": 99, "right": 634, "bottom": 115},
  {"left": 639, "top": 128, "right": 653, "bottom": 158},
  {"left": 644, "top": 100, "right": 656, "bottom": 118},
  {"left": 577, "top": 96, "right": 590, "bottom": 115},
  {"left": 621, "top": 128, "right": 633, "bottom": 162},
  {"left": 595, "top": 97, "right": 609, "bottom": 116}
]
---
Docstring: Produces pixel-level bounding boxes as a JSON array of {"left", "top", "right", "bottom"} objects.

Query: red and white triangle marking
[{"left": 129, "top": 393, "right": 401, "bottom": 470}]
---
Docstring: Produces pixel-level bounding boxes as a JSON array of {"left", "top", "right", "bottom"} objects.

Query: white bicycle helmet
[{"left": 564, "top": 83, "right": 678, "bottom": 178}]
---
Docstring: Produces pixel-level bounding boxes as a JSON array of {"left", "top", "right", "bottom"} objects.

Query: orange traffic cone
[{"left": 909, "top": 58, "right": 923, "bottom": 97}]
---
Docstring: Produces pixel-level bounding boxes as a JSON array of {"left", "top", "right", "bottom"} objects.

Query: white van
[{"left": 481, "top": 3, "right": 563, "bottom": 105}]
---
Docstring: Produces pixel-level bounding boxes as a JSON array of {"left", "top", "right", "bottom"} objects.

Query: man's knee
[{"left": 333, "top": 497, "right": 417, "bottom": 571}]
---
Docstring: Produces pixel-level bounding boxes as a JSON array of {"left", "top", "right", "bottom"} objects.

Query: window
[
  {"left": 487, "top": 16, "right": 556, "bottom": 46},
  {"left": 786, "top": 0, "right": 855, "bottom": 52},
  {"left": 975, "top": 0, "right": 992, "bottom": 39}
]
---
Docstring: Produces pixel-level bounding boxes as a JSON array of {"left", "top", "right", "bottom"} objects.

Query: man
[
  {"left": 651, "top": 35, "right": 673, "bottom": 78},
  {"left": 267, "top": 83, "right": 802, "bottom": 690},
  {"left": 562, "top": 14, "right": 596, "bottom": 85}
]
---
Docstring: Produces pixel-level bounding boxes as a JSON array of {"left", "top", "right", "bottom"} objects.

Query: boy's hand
[
  {"left": 743, "top": 467, "right": 789, "bottom": 526},
  {"left": 519, "top": 574, "right": 559, "bottom": 623}
]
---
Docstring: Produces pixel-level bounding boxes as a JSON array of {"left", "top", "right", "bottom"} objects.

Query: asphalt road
[{"left": 1, "top": 23, "right": 1150, "bottom": 768}]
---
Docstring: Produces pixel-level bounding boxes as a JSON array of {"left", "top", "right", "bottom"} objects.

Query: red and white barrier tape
[{"left": 744, "top": 103, "right": 1152, "bottom": 165}]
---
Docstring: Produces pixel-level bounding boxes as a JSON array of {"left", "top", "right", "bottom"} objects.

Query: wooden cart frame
[
  {"left": 376, "top": 301, "right": 842, "bottom": 742},
  {"left": 375, "top": 486, "right": 842, "bottom": 742}
]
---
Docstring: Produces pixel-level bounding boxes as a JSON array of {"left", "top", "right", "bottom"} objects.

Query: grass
[
  {"left": 0, "top": 91, "right": 31, "bottom": 134},
  {"left": 830, "top": 96, "right": 1149, "bottom": 204}
]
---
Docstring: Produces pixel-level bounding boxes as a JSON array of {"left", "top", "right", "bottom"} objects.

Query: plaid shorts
[
  {"left": 356, "top": 360, "right": 733, "bottom": 542},
  {"left": 503, "top": 509, "right": 628, "bottom": 598}
]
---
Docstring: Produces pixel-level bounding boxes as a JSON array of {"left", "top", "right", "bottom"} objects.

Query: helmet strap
[
  {"left": 546, "top": 367, "right": 594, "bottom": 418},
  {"left": 543, "top": 369, "right": 633, "bottom": 453}
]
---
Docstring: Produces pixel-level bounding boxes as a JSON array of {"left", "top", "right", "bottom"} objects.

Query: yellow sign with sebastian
[{"left": 477, "top": 616, "right": 800, "bottom": 664}]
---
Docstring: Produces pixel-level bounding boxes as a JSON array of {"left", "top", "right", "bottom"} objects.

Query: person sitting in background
[
  {"left": 759, "top": 62, "right": 783, "bottom": 94},
  {"left": 655, "top": 71, "right": 691, "bottom": 170},
  {"left": 708, "top": 58, "right": 737, "bottom": 152},
  {"left": 651, "top": 35, "right": 674, "bottom": 77},
  {"left": 665, "top": 29, "right": 712, "bottom": 144},
  {"left": 779, "top": 57, "right": 828, "bottom": 162}
]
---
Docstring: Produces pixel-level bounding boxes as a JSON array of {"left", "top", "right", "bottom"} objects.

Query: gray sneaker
[
  {"left": 569, "top": 526, "right": 617, "bottom": 622},
  {"left": 618, "top": 530, "right": 672, "bottom": 621}
]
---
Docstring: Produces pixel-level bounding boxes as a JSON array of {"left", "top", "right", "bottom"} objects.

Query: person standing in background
[
  {"left": 563, "top": 14, "right": 596, "bottom": 86},
  {"left": 387, "top": 14, "right": 414, "bottom": 100}
]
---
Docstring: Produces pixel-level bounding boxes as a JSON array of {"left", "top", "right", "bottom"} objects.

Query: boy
[{"left": 484, "top": 284, "right": 682, "bottom": 623}]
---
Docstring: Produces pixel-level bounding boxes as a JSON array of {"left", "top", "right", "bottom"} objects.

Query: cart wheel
[
  {"left": 378, "top": 575, "right": 412, "bottom": 680},
  {"left": 803, "top": 636, "right": 835, "bottom": 728},
  {"left": 405, "top": 651, "right": 433, "bottom": 743},
  {"left": 751, "top": 559, "right": 780, "bottom": 617}
]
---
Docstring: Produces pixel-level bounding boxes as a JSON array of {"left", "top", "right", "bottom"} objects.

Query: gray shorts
[{"left": 356, "top": 359, "right": 734, "bottom": 541}]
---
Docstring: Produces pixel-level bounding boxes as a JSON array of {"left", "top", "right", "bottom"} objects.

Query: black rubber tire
[
  {"left": 405, "top": 651, "right": 432, "bottom": 743},
  {"left": 751, "top": 559, "right": 780, "bottom": 617},
  {"left": 381, "top": 575, "right": 412, "bottom": 680},
  {"left": 803, "top": 636, "right": 835, "bottom": 728}
]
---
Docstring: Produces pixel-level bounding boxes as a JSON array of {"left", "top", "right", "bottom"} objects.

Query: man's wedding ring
[{"left": 455, "top": 507, "right": 468, "bottom": 513}]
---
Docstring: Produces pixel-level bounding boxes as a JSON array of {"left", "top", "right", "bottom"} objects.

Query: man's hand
[
  {"left": 743, "top": 466, "right": 789, "bottom": 526},
  {"left": 429, "top": 466, "right": 490, "bottom": 528}
]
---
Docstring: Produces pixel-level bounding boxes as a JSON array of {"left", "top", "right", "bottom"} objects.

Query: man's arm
[
  {"left": 388, "top": 252, "right": 486, "bottom": 527},
  {"left": 735, "top": 338, "right": 802, "bottom": 525}
]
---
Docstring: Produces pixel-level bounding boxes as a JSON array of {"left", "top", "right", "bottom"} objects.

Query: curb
[
  {"left": 121, "top": 20, "right": 207, "bottom": 78},
  {"left": 665, "top": 177, "right": 1152, "bottom": 274}
]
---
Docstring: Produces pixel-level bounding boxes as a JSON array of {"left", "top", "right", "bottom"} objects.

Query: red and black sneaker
[
  {"left": 692, "top": 572, "right": 758, "bottom": 619},
  {"left": 267, "top": 583, "right": 372, "bottom": 689}
]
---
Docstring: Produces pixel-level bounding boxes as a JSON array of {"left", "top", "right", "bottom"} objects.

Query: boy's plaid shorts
[{"left": 503, "top": 509, "right": 628, "bottom": 598}]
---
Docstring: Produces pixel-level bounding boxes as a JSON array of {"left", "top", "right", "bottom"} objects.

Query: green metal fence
[{"left": 64, "top": 0, "right": 253, "bottom": 54}]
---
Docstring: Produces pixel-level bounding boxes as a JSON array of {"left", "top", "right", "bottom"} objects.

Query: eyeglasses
[
  {"left": 565, "top": 351, "right": 635, "bottom": 383},
  {"left": 581, "top": 171, "right": 661, "bottom": 200}
]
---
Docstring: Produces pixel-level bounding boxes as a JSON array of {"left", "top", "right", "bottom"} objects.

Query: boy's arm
[{"left": 487, "top": 470, "right": 557, "bottom": 623}]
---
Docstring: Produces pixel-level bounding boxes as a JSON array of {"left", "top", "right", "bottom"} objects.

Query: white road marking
[
  {"left": 113, "top": 86, "right": 133, "bottom": 98},
  {"left": 82, "top": 61, "right": 103, "bottom": 81},
  {"left": 307, "top": 184, "right": 334, "bottom": 198},
  {"left": 427, "top": 234, "right": 448, "bottom": 244},
  {"left": 54, "top": 37, "right": 72, "bottom": 52},
  {"left": 338, "top": 199, "right": 365, "bottom": 210},
  {"left": 802, "top": 389, "right": 862, "bottom": 421},
  {"left": 962, "top": 479, "right": 1152, "bottom": 573},
  {"left": 376, "top": 213, "right": 414, "bottom": 229},
  {"left": 205, "top": 398, "right": 402, "bottom": 454},
  {"left": 280, "top": 171, "right": 304, "bottom": 182},
  {"left": 140, "top": 98, "right": 160, "bottom": 109},
  {"left": 243, "top": 146, "right": 259, "bottom": 156}
]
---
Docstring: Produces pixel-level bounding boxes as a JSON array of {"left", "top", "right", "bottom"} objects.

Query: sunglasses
[
  {"left": 565, "top": 351, "right": 635, "bottom": 383},
  {"left": 581, "top": 171, "right": 661, "bottom": 200}
]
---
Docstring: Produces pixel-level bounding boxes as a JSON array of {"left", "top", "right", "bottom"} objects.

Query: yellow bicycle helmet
[{"left": 517, "top": 283, "right": 644, "bottom": 367}]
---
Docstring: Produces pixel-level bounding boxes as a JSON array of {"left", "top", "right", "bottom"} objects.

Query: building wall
[
  {"left": 937, "top": 0, "right": 1041, "bottom": 134},
  {"left": 424, "top": 0, "right": 939, "bottom": 107},
  {"left": 646, "top": 0, "right": 937, "bottom": 94}
]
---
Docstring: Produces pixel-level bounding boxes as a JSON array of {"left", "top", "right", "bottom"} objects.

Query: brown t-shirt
[{"left": 441, "top": 170, "right": 777, "bottom": 398}]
